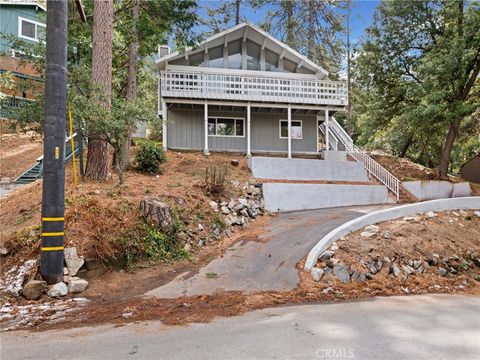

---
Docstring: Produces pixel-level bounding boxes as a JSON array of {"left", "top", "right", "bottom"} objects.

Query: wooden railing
[{"left": 160, "top": 70, "right": 348, "bottom": 106}]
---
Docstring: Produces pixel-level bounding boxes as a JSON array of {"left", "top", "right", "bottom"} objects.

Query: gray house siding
[
  {"left": 167, "top": 109, "right": 204, "bottom": 150},
  {"left": 167, "top": 108, "right": 317, "bottom": 154},
  {"left": 251, "top": 113, "right": 317, "bottom": 153}
]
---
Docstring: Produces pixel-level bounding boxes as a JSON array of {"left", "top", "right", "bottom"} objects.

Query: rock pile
[
  {"left": 0, "top": 247, "right": 92, "bottom": 302},
  {"left": 214, "top": 182, "right": 264, "bottom": 227},
  {"left": 310, "top": 238, "right": 480, "bottom": 284}
]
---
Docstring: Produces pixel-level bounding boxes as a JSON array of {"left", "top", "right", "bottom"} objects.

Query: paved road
[
  {"left": 2, "top": 294, "right": 479, "bottom": 360},
  {"left": 147, "top": 205, "right": 389, "bottom": 298}
]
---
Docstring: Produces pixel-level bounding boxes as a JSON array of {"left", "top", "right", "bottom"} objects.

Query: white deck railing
[
  {"left": 327, "top": 119, "right": 400, "bottom": 202},
  {"left": 160, "top": 70, "right": 347, "bottom": 106}
]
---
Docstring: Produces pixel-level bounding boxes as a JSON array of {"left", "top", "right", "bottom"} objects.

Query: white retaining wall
[
  {"left": 248, "top": 156, "right": 369, "bottom": 182},
  {"left": 304, "top": 197, "right": 480, "bottom": 270},
  {"left": 263, "top": 183, "right": 392, "bottom": 212},
  {"left": 402, "top": 180, "right": 471, "bottom": 200}
]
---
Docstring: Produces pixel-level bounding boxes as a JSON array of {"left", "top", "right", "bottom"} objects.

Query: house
[
  {"left": 0, "top": 0, "right": 45, "bottom": 117},
  {"left": 156, "top": 22, "right": 347, "bottom": 158},
  {"left": 460, "top": 153, "right": 480, "bottom": 184}
]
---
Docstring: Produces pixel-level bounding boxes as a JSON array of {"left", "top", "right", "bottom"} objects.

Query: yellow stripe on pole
[
  {"left": 68, "top": 106, "right": 78, "bottom": 187},
  {"left": 41, "top": 232, "right": 65, "bottom": 237},
  {"left": 41, "top": 246, "right": 65, "bottom": 251},
  {"left": 42, "top": 217, "right": 65, "bottom": 221}
]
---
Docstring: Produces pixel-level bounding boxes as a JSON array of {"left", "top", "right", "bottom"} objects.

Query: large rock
[
  {"left": 310, "top": 267, "right": 324, "bottom": 282},
  {"left": 64, "top": 247, "right": 84, "bottom": 276},
  {"left": 333, "top": 264, "right": 350, "bottom": 283},
  {"left": 22, "top": 280, "right": 47, "bottom": 300},
  {"left": 139, "top": 197, "right": 172, "bottom": 232},
  {"left": 319, "top": 251, "right": 335, "bottom": 262},
  {"left": 47, "top": 282, "right": 68, "bottom": 298},
  {"left": 68, "top": 277, "right": 89, "bottom": 294},
  {"left": 361, "top": 225, "right": 379, "bottom": 238}
]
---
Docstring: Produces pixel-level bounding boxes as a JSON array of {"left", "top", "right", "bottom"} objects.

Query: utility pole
[{"left": 40, "top": 0, "right": 68, "bottom": 284}]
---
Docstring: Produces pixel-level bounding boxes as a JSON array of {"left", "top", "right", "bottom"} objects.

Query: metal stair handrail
[
  {"left": 13, "top": 133, "right": 78, "bottom": 183},
  {"left": 327, "top": 119, "right": 400, "bottom": 202}
]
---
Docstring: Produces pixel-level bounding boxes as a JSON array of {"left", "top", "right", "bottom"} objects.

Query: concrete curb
[{"left": 304, "top": 197, "right": 480, "bottom": 271}]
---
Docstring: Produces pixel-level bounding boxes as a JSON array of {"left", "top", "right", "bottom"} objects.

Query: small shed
[{"left": 460, "top": 153, "right": 480, "bottom": 184}]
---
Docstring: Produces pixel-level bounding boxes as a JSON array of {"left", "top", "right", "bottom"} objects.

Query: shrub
[
  {"left": 204, "top": 164, "right": 228, "bottom": 195},
  {"left": 135, "top": 139, "right": 166, "bottom": 174}
]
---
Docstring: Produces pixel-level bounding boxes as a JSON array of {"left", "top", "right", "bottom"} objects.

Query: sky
[{"left": 196, "top": 0, "right": 381, "bottom": 44}]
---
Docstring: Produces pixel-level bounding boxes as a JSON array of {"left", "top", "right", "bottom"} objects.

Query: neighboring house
[
  {"left": 0, "top": 1, "right": 45, "bottom": 117},
  {"left": 460, "top": 153, "right": 480, "bottom": 184},
  {"left": 156, "top": 22, "right": 347, "bottom": 157}
]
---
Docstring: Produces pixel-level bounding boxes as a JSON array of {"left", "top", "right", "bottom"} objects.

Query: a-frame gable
[{"left": 157, "top": 23, "right": 329, "bottom": 79}]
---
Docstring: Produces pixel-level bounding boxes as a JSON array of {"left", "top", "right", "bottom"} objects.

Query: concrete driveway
[
  {"left": 2, "top": 294, "right": 479, "bottom": 360},
  {"left": 147, "top": 205, "right": 391, "bottom": 298}
]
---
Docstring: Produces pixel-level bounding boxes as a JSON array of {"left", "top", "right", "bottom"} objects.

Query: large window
[
  {"left": 18, "top": 17, "right": 45, "bottom": 42},
  {"left": 208, "top": 45, "right": 224, "bottom": 68},
  {"left": 265, "top": 49, "right": 279, "bottom": 72},
  {"left": 208, "top": 117, "right": 245, "bottom": 137},
  {"left": 279, "top": 120, "right": 303, "bottom": 139},
  {"left": 246, "top": 40, "right": 261, "bottom": 70},
  {"left": 227, "top": 40, "right": 242, "bottom": 69}
]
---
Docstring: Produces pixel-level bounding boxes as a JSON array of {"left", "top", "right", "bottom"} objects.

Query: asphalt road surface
[
  {"left": 147, "top": 205, "right": 390, "bottom": 298},
  {"left": 2, "top": 294, "right": 479, "bottom": 360}
]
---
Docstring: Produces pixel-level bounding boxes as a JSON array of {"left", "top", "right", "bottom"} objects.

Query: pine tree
[{"left": 85, "top": 0, "right": 113, "bottom": 181}]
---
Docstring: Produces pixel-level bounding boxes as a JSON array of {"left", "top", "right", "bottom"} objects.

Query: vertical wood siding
[{"left": 167, "top": 108, "right": 317, "bottom": 153}]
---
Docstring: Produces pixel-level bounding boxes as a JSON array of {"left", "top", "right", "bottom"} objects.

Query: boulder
[
  {"left": 361, "top": 225, "right": 379, "bottom": 238},
  {"left": 228, "top": 200, "right": 236, "bottom": 209},
  {"left": 391, "top": 264, "right": 401, "bottom": 277},
  {"left": 351, "top": 270, "right": 366, "bottom": 282},
  {"left": 238, "top": 198, "right": 249, "bottom": 207},
  {"left": 22, "top": 280, "right": 47, "bottom": 300},
  {"left": 68, "top": 277, "right": 89, "bottom": 294},
  {"left": 428, "top": 254, "right": 440, "bottom": 266},
  {"left": 319, "top": 251, "right": 335, "bottom": 262},
  {"left": 310, "top": 267, "right": 324, "bottom": 282},
  {"left": 333, "top": 263, "right": 350, "bottom": 283},
  {"left": 425, "top": 211, "right": 436, "bottom": 218},
  {"left": 139, "top": 197, "right": 172, "bottom": 232},
  {"left": 209, "top": 201, "right": 218, "bottom": 210},
  {"left": 402, "top": 265, "right": 415, "bottom": 275},
  {"left": 47, "top": 282, "right": 68, "bottom": 298},
  {"left": 221, "top": 206, "right": 230, "bottom": 215},
  {"left": 474, "top": 211, "right": 480, "bottom": 217},
  {"left": 438, "top": 267, "right": 448, "bottom": 277},
  {"left": 64, "top": 247, "right": 84, "bottom": 277}
]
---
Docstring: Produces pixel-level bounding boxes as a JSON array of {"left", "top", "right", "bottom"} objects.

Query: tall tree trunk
[
  {"left": 307, "top": 0, "right": 315, "bottom": 60},
  {"left": 85, "top": 0, "right": 113, "bottom": 181},
  {"left": 437, "top": 119, "right": 460, "bottom": 179},
  {"left": 118, "top": 0, "right": 140, "bottom": 175},
  {"left": 235, "top": 0, "right": 240, "bottom": 25},
  {"left": 399, "top": 134, "right": 413, "bottom": 158},
  {"left": 285, "top": 0, "right": 295, "bottom": 48}
]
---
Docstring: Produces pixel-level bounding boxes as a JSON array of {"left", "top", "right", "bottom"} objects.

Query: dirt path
[{"left": 146, "top": 205, "right": 391, "bottom": 298}]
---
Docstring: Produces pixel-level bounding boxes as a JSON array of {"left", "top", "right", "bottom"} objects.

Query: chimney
[{"left": 159, "top": 45, "right": 170, "bottom": 58}]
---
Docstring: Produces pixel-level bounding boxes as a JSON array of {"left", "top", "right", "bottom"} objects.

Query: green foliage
[
  {"left": 141, "top": 226, "right": 189, "bottom": 262},
  {"left": 134, "top": 139, "right": 166, "bottom": 174},
  {"left": 352, "top": 0, "right": 480, "bottom": 174}
]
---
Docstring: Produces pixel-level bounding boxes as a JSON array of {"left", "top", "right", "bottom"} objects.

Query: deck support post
[
  {"left": 325, "top": 108, "right": 329, "bottom": 151},
  {"left": 287, "top": 104, "right": 292, "bottom": 158},
  {"left": 204, "top": 102, "right": 210, "bottom": 155},
  {"left": 161, "top": 100, "right": 167, "bottom": 151},
  {"left": 247, "top": 103, "right": 251, "bottom": 157}
]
